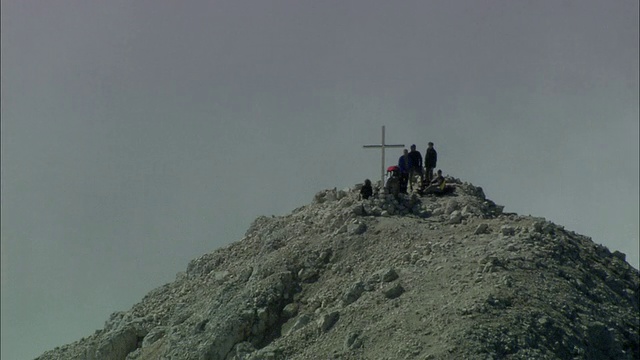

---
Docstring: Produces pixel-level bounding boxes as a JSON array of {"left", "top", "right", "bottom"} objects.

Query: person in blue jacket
[{"left": 398, "top": 149, "right": 410, "bottom": 194}]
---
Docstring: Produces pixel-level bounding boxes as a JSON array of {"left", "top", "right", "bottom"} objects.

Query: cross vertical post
[{"left": 363, "top": 126, "right": 405, "bottom": 188}]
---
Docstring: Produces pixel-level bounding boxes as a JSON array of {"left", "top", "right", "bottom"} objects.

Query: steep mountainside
[{"left": 36, "top": 179, "right": 639, "bottom": 359}]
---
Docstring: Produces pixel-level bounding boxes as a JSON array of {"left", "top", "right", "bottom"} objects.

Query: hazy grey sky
[{"left": 1, "top": 1, "right": 638, "bottom": 359}]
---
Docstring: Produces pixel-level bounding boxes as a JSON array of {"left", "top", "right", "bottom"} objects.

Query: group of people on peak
[
  {"left": 360, "top": 142, "right": 453, "bottom": 200},
  {"left": 398, "top": 142, "right": 438, "bottom": 190}
]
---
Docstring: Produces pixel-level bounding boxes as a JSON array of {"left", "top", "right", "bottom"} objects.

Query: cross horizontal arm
[{"left": 363, "top": 144, "right": 405, "bottom": 148}]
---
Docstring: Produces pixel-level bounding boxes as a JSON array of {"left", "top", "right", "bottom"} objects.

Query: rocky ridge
[{"left": 36, "top": 178, "right": 639, "bottom": 359}]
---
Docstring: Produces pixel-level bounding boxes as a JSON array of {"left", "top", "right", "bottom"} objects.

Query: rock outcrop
[{"left": 36, "top": 178, "right": 639, "bottom": 359}]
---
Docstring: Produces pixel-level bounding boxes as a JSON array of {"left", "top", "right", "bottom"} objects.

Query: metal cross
[{"left": 363, "top": 125, "right": 405, "bottom": 188}]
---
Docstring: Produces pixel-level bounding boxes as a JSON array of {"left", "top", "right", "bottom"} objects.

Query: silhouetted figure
[
  {"left": 360, "top": 179, "right": 373, "bottom": 200},
  {"left": 398, "top": 149, "right": 410, "bottom": 194},
  {"left": 408, "top": 144, "right": 423, "bottom": 191},
  {"left": 424, "top": 142, "right": 438, "bottom": 183}
]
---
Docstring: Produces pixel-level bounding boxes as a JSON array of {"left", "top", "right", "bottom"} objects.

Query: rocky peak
[{"left": 36, "top": 178, "right": 639, "bottom": 359}]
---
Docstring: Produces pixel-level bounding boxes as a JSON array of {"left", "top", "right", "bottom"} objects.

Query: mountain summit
[{"left": 36, "top": 178, "right": 639, "bottom": 359}]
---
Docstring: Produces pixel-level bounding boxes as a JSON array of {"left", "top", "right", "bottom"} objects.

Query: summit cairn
[{"left": 36, "top": 178, "right": 639, "bottom": 360}]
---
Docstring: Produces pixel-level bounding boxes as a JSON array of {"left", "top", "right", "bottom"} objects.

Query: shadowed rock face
[{"left": 36, "top": 179, "right": 639, "bottom": 360}]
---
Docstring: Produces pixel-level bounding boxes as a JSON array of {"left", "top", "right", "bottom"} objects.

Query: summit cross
[{"left": 362, "top": 125, "right": 405, "bottom": 188}]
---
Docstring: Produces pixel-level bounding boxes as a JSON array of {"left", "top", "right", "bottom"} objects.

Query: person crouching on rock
[
  {"left": 385, "top": 166, "right": 401, "bottom": 199},
  {"left": 360, "top": 179, "right": 373, "bottom": 200},
  {"left": 421, "top": 169, "right": 453, "bottom": 196},
  {"left": 431, "top": 169, "right": 445, "bottom": 188}
]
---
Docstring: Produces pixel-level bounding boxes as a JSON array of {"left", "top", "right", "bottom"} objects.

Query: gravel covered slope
[{"left": 35, "top": 179, "right": 639, "bottom": 360}]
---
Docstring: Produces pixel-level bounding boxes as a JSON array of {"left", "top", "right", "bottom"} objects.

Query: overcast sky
[{"left": 1, "top": 1, "right": 638, "bottom": 359}]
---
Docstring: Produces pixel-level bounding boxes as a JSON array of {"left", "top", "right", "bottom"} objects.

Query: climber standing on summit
[
  {"left": 408, "top": 144, "right": 423, "bottom": 191},
  {"left": 398, "top": 149, "right": 410, "bottom": 194},
  {"left": 425, "top": 142, "right": 438, "bottom": 183}
]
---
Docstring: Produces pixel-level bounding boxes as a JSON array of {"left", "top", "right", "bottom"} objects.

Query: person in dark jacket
[
  {"left": 360, "top": 179, "right": 373, "bottom": 200},
  {"left": 407, "top": 144, "right": 423, "bottom": 191},
  {"left": 398, "top": 149, "right": 410, "bottom": 194},
  {"left": 424, "top": 142, "right": 438, "bottom": 183},
  {"left": 430, "top": 169, "right": 445, "bottom": 188},
  {"left": 420, "top": 169, "right": 454, "bottom": 196}
]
